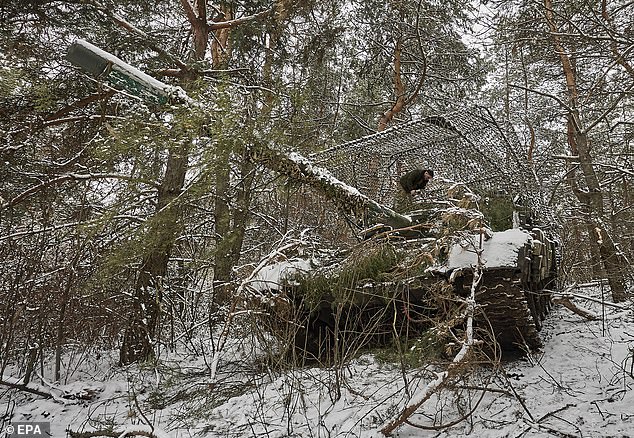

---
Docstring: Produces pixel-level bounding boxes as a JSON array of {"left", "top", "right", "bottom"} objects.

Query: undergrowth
[{"left": 373, "top": 329, "right": 449, "bottom": 368}]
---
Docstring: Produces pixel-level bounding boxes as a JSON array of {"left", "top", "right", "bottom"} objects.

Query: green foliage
[
  {"left": 373, "top": 330, "right": 447, "bottom": 367},
  {"left": 480, "top": 194, "right": 515, "bottom": 231},
  {"left": 94, "top": 104, "right": 196, "bottom": 176},
  {"left": 31, "top": 82, "right": 58, "bottom": 112},
  {"left": 294, "top": 243, "right": 403, "bottom": 308},
  {"left": 0, "top": 65, "right": 23, "bottom": 98},
  {"left": 339, "top": 244, "right": 400, "bottom": 284}
]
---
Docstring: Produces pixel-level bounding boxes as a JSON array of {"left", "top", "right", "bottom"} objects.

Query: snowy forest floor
[{"left": 2, "top": 285, "right": 633, "bottom": 438}]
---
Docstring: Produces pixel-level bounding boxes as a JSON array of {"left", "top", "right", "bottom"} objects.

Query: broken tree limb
[
  {"left": 248, "top": 144, "right": 412, "bottom": 229},
  {"left": 0, "top": 376, "right": 100, "bottom": 402},
  {"left": 379, "top": 296, "right": 479, "bottom": 435},
  {"left": 552, "top": 296, "right": 598, "bottom": 320},
  {"left": 380, "top": 370, "right": 449, "bottom": 436},
  {"left": 0, "top": 377, "right": 54, "bottom": 399},
  {"left": 549, "top": 290, "right": 630, "bottom": 310}
]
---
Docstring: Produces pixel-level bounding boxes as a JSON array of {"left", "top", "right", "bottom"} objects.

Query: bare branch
[
  {"left": 508, "top": 83, "right": 572, "bottom": 112},
  {"left": 0, "top": 378, "right": 53, "bottom": 399},
  {"left": 378, "top": 38, "right": 406, "bottom": 131},
  {"left": 584, "top": 81, "right": 634, "bottom": 133},
  {"left": 45, "top": 90, "right": 116, "bottom": 122},
  {"left": 552, "top": 296, "right": 598, "bottom": 320}
]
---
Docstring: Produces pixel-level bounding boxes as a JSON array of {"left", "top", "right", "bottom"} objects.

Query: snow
[
  {"left": 2, "top": 285, "right": 632, "bottom": 438},
  {"left": 116, "top": 425, "right": 173, "bottom": 438},
  {"left": 248, "top": 257, "right": 312, "bottom": 292},
  {"left": 445, "top": 228, "right": 531, "bottom": 270}
]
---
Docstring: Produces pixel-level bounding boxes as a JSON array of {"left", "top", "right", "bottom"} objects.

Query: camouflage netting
[{"left": 312, "top": 106, "right": 556, "bottom": 229}]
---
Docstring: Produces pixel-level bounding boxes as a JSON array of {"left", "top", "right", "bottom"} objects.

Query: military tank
[
  {"left": 253, "top": 194, "right": 558, "bottom": 361},
  {"left": 238, "top": 126, "right": 559, "bottom": 361}
]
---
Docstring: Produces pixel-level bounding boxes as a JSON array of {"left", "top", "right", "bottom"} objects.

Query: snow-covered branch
[
  {"left": 0, "top": 376, "right": 54, "bottom": 400},
  {"left": 0, "top": 375, "right": 98, "bottom": 404},
  {"left": 552, "top": 296, "right": 598, "bottom": 320}
]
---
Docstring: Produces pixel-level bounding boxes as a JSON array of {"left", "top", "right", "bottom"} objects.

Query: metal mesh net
[{"left": 312, "top": 106, "right": 555, "bottom": 228}]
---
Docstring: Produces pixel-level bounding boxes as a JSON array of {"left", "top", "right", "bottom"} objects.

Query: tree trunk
[
  {"left": 568, "top": 120, "right": 627, "bottom": 302},
  {"left": 211, "top": 4, "right": 233, "bottom": 68},
  {"left": 120, "top": 144, "right": 188, "bottom": 365},
  {"left": 198, "top": 2, "right": 256, "bottom": 306},
  {"left": 120, "top": 0, "right": 230, "bottom": 364},
  {"left": 228, "top": 155, "right": 255, "bottom": 268},
  {"left": 180, "top": 0, "right": 209, "bottom": 60},
  {"left": 544, "top": 0, "right": 628, "bottom": 302},
  {"left": 212, "top": 148, "right": 256, "bottom": 304}
]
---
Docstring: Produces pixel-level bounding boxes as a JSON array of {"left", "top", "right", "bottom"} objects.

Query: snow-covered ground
[{"left": 2, "top": 284, "right": 633, "bottom": 438}]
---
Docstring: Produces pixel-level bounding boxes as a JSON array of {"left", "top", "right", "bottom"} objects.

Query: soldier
[{"left": 399, "top": 169, "right": 434, "bottom": 194}]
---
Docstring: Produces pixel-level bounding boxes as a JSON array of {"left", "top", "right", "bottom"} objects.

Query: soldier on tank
[{"left": 399, "top": 168, "right": 434, "bottom": 194}]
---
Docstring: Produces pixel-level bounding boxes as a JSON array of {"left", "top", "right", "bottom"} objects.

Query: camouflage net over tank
[{"left": 312, "top": 106, "right": 556, "bottom": 229}]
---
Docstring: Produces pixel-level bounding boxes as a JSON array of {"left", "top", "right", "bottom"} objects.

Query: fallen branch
[
  {"left": 0, "top": 378, "right": 53, "bottom": 399},
  {"left": 516, "top": 401, "right": 583, "bottom": 438},
  {"left": 367, "top": 223, "right": 435, "bottom": 240},
  {"left": 550, "top": 290, "right": 630, "bottom": 310},
  {"left": 404, "top": 386, "right": 487, "bottom": 430},
  {"left": 68, "top": 425, "right": 171, "bottom": 438},
  {"left": 1, "top": 376, "right": 99, "bottom": 402},
  {"left": 537, "top": 403, "right": 577, "bottom": 423},
  {"left": 548, "top": 282, "right": 630, "bottom": 311},
  {"left": 68, "top": 431, "right": 120, "bottom": 438},
  {"left": 552, "top": 296, "right": 598, "bottom": 320},
  {"left": 521, "top": 419, "right": 580, "bottom": 438},
  {"left": 380, "top": 369, "right": 449, "bottom": 435}
]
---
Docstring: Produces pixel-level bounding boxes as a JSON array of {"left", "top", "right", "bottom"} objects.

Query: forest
[{"left": 1, "top": 0, "right": 633, "bottom": 437}]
